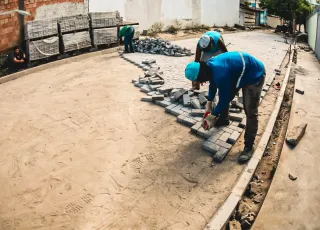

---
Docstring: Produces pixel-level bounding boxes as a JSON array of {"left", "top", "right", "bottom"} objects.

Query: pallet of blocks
[
  {"left": 25, "top": 18, "right": 58, "bottom": 40},
  {"left": 27, "top": 37, "right": 60, "bottom": 61},
  {"left": 58, "top": 14, "right": 90, "bottom": 34},
  {"left": 92, "top": 27, "right": 118, "bottom": 46},
  {"left": 62, "top": 31, "right": 92, "bottom": 53},
  {"left": 88, "top": 11, "right": 118, "bottom": 29}
]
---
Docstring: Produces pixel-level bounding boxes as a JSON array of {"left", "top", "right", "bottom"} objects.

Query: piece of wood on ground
[{"left": 286, "top": 123, "right": 307, "bottom": 147}]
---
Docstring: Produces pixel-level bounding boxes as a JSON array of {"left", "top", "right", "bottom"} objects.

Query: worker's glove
[
  {"left": 202, "top": 114, "right": 219, "bottom": 131},
  {"left": 204, "top": 101, "right": 213, "bottom": 119}
]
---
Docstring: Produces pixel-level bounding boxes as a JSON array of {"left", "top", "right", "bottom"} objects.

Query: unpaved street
[
  {"left": 0, "top": 53, "right": 243, "bottom": 230},
  {"left": 0, "top": 32, "right": 288, "bottom": 230}
]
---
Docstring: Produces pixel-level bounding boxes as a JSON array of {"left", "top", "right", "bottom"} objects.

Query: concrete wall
[
  {"left": 307, "top": 13, "right": 318, "bottom": 50},
  {"left": 267, "top": 16, "right": 281, "bottom": 28},
  {"left": 89, "top": 0, "right": 240, "bottom": 31}
]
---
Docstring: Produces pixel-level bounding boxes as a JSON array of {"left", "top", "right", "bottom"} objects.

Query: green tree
[{"left": 261, "top": 0, "right": 311, "bottom": 32}]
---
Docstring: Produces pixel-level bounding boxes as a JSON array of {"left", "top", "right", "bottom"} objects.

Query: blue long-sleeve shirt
[
  {"left": 207, "top": 51, "right": 265, "bottom": 116},
  {"left": 198, "top": 31, "right": 223, "bottom": 54}
]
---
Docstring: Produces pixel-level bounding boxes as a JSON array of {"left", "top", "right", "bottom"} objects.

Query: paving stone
[
  {"left": 219, "top": 132, "right": 231, "bottom": 142},
  {"left": 207, "top": 132, "right": 222, "bottom": 143},
  {"left": 203, "top": 141, "right": 221, "bottom": 154},
  {"left": 165, "top": 103, "right": 179, "bottom": 112},
  {"left": 261, "top": 91, "right": 266, "bottom": 98},
  {"left": 152, "top": 95, "right": 164, "bottom": 101},
  {"left": 141, "top": 96, "right": 153, "bottom": 102},
  {"left": 218, "top": 126, "right": 233, "bottom": 134},
  {"left": 181, "top": 107, "right": 192, "bottom": 113},
  {"left": 174, "top": 88, "right": 188, "bottom": 100},
  {"left": 132, "top": 79, "right": 138, "bottom": 83},
  {"left": 140, "top": 85, "right": 153, "bottom": 93},
  {"left": 183, "top": 94, "right": 191, "bottom": 106},
  {"left": 197, "top": 127, "right": 214, "bottom": 139},
  {"left": 159, "top": 100, "right": 172, "bottom": 108},
  {"left": 228, "top": 131, "right": 241, "bottom": 144},
  {"left": 191, "top": 99, "right": 201, "bottom": 109},
  {"left": 134, "top": 82, "right": 144, "bottom": 88},
  {"left": 150, "top": 79, "right": 165, "bottom": 85},
  {"left": 190, "top": 109, "right": 206, "bottom": 117},
  {"left": 232, "top": 121, "right": 240, "bottom": 127},
  {"left": 230, "top": 113, "right": 244, "bottom": 122},
  {"left": 178, "top": 115, "right": 197, "bottom": 127},
  {"left": 150, "top": 84, "right": 163, "bottom": 91},
  {"left": 215, "top": 140, "right": 232, "bottom": 150},
  {"left": 193, "top": 117, "right": 202, "bottom": 122},
  {"left": 239, "top": 119, "right": 247, "bottom": 128},
  {"left": 228, "top": 125, "right": 244, "bottom": 133},
  {"left": 199, "top": 94, "right": 207, "bottom": 105},
  {"left": 263, "top": 86, "right": 269, "bottom": 92},
  {"left": 142, "top": 59, "right": 156, "bottom": 64},
  {"left": 147, "top": 92, "right": 157, "bottom": 96},
  {"left": 286, "top": 123, "right": 308, "bottom": 146},
  {"left": 212, "top": 147, "right": 229, "bottom": 163},
  {"left": 229, "top": 108, "right": 241, "bottom": 113},
  {"left": 191, "top": 122, "right": 202, "bottom": 133}
]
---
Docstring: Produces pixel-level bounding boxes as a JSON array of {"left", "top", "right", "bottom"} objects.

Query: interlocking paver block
[
  {"left": 183, "top": 94, "right": 191, "bottom": 106},
  {"left": 152, "top": 95, "right": 164, "bottom": 101},
  {"left": 228, "top": 125, "right": 244, "bottom": 133},
  {"left": 165, "top": 103, "right": 178, "bottom": 112},
  {"left": 191, "top": 122, "right": 202, "bottom": 133},
  {"left": 203, "top": 141, "right": 221, "bottom": 154},
  {"left": 150, "top": 85, "right": 163, "bottom": 91},
  {"left": 134, "top": 82, "right": 143, "bottom": 88},
  {"left": 230, "top": 113, "right": 244, "bottom": 122},
  {"left": 232, "top": 121, "right": 240, "bottom": 127},
  {"left": 229, "top": 108, "right": 241, "bottom": 113},
  {"left": 190, "top": 109, "right": 206, "bottom": 117},
  {"left": 197, "top": 127, "right": 214, "bottom": 139},
  {"left": 219, "top": 132, "right": 231, "bottom": 142},
  {"left": 140, "top": 85, "right": 153, "bottom": 93},
  {"left": 199, "top": 94, "right": 207, "bottom": 105},
  {"left": 218, "top": 126, "right": 233, "bottom": 134},
  {"left": 215, "top": 140, "right": 232, "bottom": 150},
  {"left": 213, "top": 147, "right": 229, "bottom": 163},
  {"left": 191, "top": 99, "right": 201, "bottom": 109},
  {"left": 207, "top": 132, "right": 222, "bottom": 143},
  {"left": 239, "top": 119, "right": 247, "bottom": 128},
  {"left": 228, "top": 131, "right": 241, "bottom": 144},
  {"left": 141, "top": 96, "right": 153, "bottom": 102},
  {"left": 159, "top": 100, "right": 171, "bottom": 108},
  {"left": 174, "top": 88, "right": 188, "bottom": 100}
]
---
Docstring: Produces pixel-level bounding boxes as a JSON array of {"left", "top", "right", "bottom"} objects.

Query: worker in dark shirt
[{"left": 10, "top": 47, "right": 27, "bottom": 70}]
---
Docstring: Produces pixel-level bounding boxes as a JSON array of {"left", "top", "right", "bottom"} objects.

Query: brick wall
[
  {"left": 0, "top": 0, "right": 20, "bottom": 52},
  {"left": 0, "top": 0, "right": 86, "bottom": 52}
]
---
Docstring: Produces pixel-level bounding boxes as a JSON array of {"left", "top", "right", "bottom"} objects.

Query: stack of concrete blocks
[
  {"left": 122, "top": 54, "right": 247, "bottom": 163},
  {"left": 25, "top": 18, "right": 60, "bottom": 61},
  {"left": 134, "top": 38, "right": 193, "bottom": 57},
  {"left": 89, "top": 11, "right": 119, "bottom": 47},
  {"left": 58, "top": 15, "right": 91, "bottom": 53}
]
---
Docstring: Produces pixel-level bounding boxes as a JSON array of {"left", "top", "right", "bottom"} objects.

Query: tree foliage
[{"left": 260, "top": 0, "right": 312, "bottom": 21}]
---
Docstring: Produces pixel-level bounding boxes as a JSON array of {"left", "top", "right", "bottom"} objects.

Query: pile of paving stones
[
  {"left": 134, "top": 38, "right": 194, "bottom": 57},
  {"left": 122, "top": 55, "right": 248, "bottom": 163}
]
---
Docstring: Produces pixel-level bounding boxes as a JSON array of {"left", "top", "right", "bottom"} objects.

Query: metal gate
[{"left": 315, "top": 13, "right": 320, "bottom": 61}]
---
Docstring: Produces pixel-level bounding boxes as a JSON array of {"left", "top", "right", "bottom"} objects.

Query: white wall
[
  {"left": 307, "top": 13, "right": 318, "bottom": 50},
  {"left": 267, "top": 16, "right": 281, "bottom": 28},
  {"left": 89, "top": 0, "right": 240, "bottom": 31}
]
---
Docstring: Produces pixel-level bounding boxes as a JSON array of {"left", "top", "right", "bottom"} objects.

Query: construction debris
[
  {"left": 134, "top": 38, "right": 193, "bottom": 56},
  {"left": 289, "top": 173, "right": 298, "bottom": 181},
  {"left": 286, "top": 123, "right": 307, "bottom": 147},
  {"left": 295, "top": 89, "right": 305, "bottom": 95}
]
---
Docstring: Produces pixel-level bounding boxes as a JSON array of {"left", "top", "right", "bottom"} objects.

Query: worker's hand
[
  {"left": 203, "top": 101, "right": 213, "bottom": 119},
  {"left": 202, "top": 114, "right": 219, "bottom": 131}
]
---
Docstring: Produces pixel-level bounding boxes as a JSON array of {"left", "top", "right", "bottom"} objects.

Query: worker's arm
[
  {"left": 212, "top": 84, "right": 231, "bottom": 116},
  {"left": 218, "top": 37, "right": 228, "bottom": 53},
  {"left": 13, "top": 57, "right": 24, "bottom": 63},
  {"left": 207, "top": 82, "right": 217, "bottom": 102},
  {"left": 195, "top": 45, "right": 201, "bottom": 62}
]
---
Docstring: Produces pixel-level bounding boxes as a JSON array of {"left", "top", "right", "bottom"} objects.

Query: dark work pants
[
  {"left": 124, "top": 27, "right": 135, "bottom": 52},
  {"left": 243, "top": 75, "right": 265, "bottom": 148}
]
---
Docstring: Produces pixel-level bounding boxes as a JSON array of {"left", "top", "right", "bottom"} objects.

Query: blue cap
[{"left": 185, "top": 62, "right": 200, "bottom": 81}]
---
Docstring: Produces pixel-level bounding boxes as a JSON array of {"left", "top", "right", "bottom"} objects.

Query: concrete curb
[
  {"left": 204, "top": 46, "right": 294, "bottom": 230},
  {"left": 0, "top": 47, "right": 119, "bottom": 85}
]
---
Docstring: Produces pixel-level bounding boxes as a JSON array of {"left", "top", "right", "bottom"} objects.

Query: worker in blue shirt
[
  {"left": 192, "top": 31, "right": 228, "bottom": 90},
  {"left": 185, "top": 51, "right": 265, "bottom": 164}
]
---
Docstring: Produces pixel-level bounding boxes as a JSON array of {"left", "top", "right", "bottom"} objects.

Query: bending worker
[
  {"left": 185, "top": 51, "right": 265, "bottom": 164},
  {"left": 119, "top": 25, "right": 135, "bottom": 53},
  {"left": 10, "top": 47, "right": 27, "bottom": 71},
  {"left": 192, "top": 31, "right": 228, "bottom": 90}
]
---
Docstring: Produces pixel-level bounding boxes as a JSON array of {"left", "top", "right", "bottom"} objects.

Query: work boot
[
  {"left": 238, "top": 147, "right": 254, "bottom": 164},
  {"left": 214, "top": 118, "right": 230, "bottom": 127}
]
